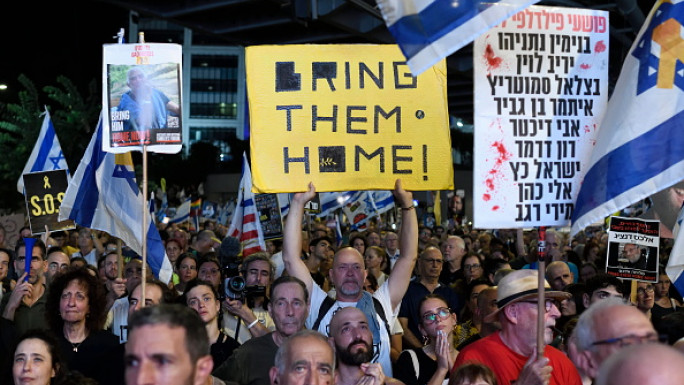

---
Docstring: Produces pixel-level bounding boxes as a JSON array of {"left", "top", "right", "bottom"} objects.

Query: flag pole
[
  {"left": 536, "top": 226, "right": 547, "bottom": 359},
  {"left": 138, "top": 30, "right": 148, "bottom": 308}
]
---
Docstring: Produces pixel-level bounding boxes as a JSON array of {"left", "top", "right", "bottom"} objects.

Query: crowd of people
[{"left": 1, "top": 180, "right": 684, "bottom": 385}]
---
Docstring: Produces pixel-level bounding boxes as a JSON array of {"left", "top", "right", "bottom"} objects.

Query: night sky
[{"left": 0, "top": 1, "right": 129, "bottom": 101}]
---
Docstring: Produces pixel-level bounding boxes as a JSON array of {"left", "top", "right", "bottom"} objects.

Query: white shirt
[{"left": 307, "top": 281, "right": 397, "bottom": 377}]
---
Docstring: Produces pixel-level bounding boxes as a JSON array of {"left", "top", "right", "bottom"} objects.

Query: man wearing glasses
[
  {"left": 399, "top": 246, "right": 462, "bottom": 349},
  {"left": 570, "top": 297, "right": 657, "bottom": 382},
  {"left": 454, "top": 269, "right": 581, "bottom": 385}
]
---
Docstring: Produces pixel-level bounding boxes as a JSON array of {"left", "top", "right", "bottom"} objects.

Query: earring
[{"left": 422, "top": 334, "right": 429, "bottom": 346}]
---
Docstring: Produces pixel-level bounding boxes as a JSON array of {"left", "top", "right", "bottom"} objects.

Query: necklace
[{"left": 71, "top": 341, "right": 83, "bottom": 352}]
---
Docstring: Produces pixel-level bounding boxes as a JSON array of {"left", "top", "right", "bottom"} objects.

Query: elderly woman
[
  {"left": 183, "top": 279, "right": 240, "bottom": 368},
  {"left": 395, "top": 294, "right": 459, "bottom": 385},
  {"left": 45, "top": 268, "right": 123, "bottom": 385},
  {"left": 12, "top": 329, "right": 66, "bottom": 385}
]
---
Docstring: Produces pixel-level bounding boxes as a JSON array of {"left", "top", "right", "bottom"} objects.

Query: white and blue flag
[
  {"left": 669, "top": 203, "right": 684, "bottom": 297},
  {"left": 169, "top": 198, "right": 191, "bottom": 224},
  {"left": 58, "top": 114, "right": 173, "bottom": 283},
  {"left": 18, "top": 108, "right": 70, "bottom": 193},
  {"left": 571, "top": 1, "right": 684, "bottom": 236},
  {"left": 376, "top": 0, "right": 539, "bottom": 75}
]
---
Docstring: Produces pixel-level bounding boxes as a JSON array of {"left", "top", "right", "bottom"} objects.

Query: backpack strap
[{"left": 312, "top": 295, "right": 337, "bottom": 332}]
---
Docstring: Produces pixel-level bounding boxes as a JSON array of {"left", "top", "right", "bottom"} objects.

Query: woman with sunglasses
[{"left": 395, "top": 294, "right": 458, "bottom": 385}]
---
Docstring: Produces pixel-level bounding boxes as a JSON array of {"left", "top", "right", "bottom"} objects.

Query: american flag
[{"left": 227, "top": 152, "right": 266, "bottom": 257}]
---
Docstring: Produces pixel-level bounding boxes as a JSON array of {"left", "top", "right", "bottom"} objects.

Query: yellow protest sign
[{"left": 246, "top": 44, "right": 453, "bottom": 193}]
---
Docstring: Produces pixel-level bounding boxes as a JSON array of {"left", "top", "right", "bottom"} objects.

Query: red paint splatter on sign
[
  {"left": 483, "top": 194, "right": 491, "bottom": 201},
  {"left": 492, "top": 141, "right": 512, "bottom": 166},
  {"left": 492, "top": 205, "right": 500, "bottom": 211},
  {"left": 485, "top": 178, "right": 495, "bottom": 190},
  {"left": 580, "top": 63, "right": 591, "bottom": 70},
  {"left": 484, "top": 44, "right": 502, "bottom": 70},
  {"left": 594, "top": 40, "right": 606, "bottom": 53}
]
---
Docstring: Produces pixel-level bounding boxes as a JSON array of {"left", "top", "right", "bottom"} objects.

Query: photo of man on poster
[{"left": 114, "top": 65, "right": 180, "bottom": 132}]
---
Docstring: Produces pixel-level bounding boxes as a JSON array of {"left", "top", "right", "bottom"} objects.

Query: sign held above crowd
[{"left": 246, "top": 44, "right": 454, "bottom": 193}]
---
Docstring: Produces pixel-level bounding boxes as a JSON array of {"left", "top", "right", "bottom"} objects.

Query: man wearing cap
[{"left": 453, "top": 269, "right": 581, "bottom": 385}]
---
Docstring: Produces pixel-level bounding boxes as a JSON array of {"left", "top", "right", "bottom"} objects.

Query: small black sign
[{"left": 22, "top": 170, "right": 75, "bottom": 234}]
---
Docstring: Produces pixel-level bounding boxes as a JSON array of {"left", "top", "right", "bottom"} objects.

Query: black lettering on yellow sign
[
  {"left": 277, "top": 104, "right": 402, "bottom": 133},
  {"left": 283, "top": 145, "right": 429, "bottom": 180},
  {"left": 275, "top": 61, "right": 418, "bottom": 92}
]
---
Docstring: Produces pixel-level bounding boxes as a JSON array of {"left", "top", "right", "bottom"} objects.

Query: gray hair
[
  {"left": 273, "top": 329, "right": 335, "bottom": 374},
  {"left": 573, "top": 297, "right": 628, "bottom": 352},
  {"left": 241, "top": 251, "right": 276, "bottom": 280}
]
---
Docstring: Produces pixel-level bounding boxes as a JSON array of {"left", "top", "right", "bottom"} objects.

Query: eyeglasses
[
  {"left": 591, "top": 333, "right": 659, "bottom": 348},
  {"left": 519, "top": 299, "right": 558, "bottom": 313},
  {"left": 464, "top": 264, "right": 481, "bottom": 270},
  {"left": 422, "top": 307, "right": 452, "bottom": 324},
  {"left": 637, "top": 285, "right": 655, "bottom": 295},
  {"left": 422, "top": 258, "right": 443, "bottom": 265},
  {"left": 49, "top": 262, "right": 69, "bottom": 272}
]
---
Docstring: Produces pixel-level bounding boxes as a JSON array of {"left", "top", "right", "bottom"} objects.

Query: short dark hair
[
  {"left": 585, "top": 273, "right": 625, "bottom": 297},
  {"left": 12, "top": 329, "right": 66, "bottom": 384},
  {"left": 15, "top": 238, "right": 46, "bottom": 260},
  {"left": 175, "top": 252, "right": 198, "bottom": 271},
  {"left": 131, "top": 278, "right": 177, "bottom": 305},
  {"left": 309, "top": 236, "right": 333, "bottom": 249},
  {"left": 270, "top": 275, "right": 309, "bottom": 304},
  {"left": 128, "top": 304, "right": 210, "bottom": 362},
  {"left": 418, "top": 293, "right": 449, "bottom": 325},
  {"left": 451, "top": 363, "right": 498, "bottom": 385},
  {"left": 46, "top": 268, "right": 107, "bottom": 333}
]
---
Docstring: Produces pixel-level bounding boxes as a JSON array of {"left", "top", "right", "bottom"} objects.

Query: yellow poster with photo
[{"left": 246, "top": 44, "right": 453, "bottom": 193}]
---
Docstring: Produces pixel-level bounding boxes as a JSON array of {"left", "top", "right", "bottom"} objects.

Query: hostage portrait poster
[{"left": 103, "top": 43, "right": 183, "bottom": 154}]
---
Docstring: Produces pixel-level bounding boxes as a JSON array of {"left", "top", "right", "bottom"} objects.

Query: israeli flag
[
  {"left": 571, "top": 1, "right": 684, "bottom": 236},
  {"left": 59, "top": 114, "right": 173, "bottom": 283},
  {"left": 18, "top": 108, "right": 70, "bottom": 193},
  {"left": 376, "top": 0, "right": 539, "bottom": 75}
]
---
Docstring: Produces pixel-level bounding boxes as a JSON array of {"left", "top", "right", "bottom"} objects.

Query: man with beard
[
  {"left": 1, "top": 238, "right": 49, "bottom": 335},
  {"left": 102, "top": 251, "right": 127, "bottom": 311},
  {"left": 282, "top": 180, "right": 418, "bottom": 377},
  {"left": 328, "top": 307, "right": 403, "bottom": 385}
]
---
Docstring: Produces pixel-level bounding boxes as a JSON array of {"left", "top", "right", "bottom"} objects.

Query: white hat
[{"left": 484, "top": 269, "right": 571, "bottom": 322}]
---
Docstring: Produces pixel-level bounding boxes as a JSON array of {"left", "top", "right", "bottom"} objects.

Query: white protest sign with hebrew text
[{"left": 474, "top": 6, "right": 609, "bottom": 228}]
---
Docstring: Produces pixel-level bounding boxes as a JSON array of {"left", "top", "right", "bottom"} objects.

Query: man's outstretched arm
[
  {"left": 282, "top": 182, "right": 316, "bottom": 293},
  {"left": 386, "top": 179, "right": 418, "bottom": 309}
]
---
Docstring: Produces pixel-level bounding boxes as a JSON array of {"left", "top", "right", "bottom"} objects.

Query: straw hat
[{"left": 483, "top": 269, "right": 571, "bottom": 322}]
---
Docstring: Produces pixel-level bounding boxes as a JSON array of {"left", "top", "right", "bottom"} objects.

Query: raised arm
[
  {"left": 282, "top": 182, "right": 317, "bottom": 293},
  {"left": 387, "top": 179, "right": 418, "bottom": 309}
]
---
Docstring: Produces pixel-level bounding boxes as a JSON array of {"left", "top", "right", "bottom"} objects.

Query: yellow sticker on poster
[{"left": 246, "top": 44, "right": 453, "bottom": 193}]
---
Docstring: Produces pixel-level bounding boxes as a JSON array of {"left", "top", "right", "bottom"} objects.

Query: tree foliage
[
  {"left": 0, "top": 75, "right": 101, "bottom": 212},
  {"left": 0, "top": 74, "right": 235, "bottom": 214}
]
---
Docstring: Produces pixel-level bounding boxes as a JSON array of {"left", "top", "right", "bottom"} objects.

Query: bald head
[
  {"left": 546, "top": 261, "right": 573, "bottom": 290},
  {"left": 596, "top": 344, "right": 684, "bottom": 385},
  {"left": 329, "top": 307, "right": 368, "bottom": 337}
]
